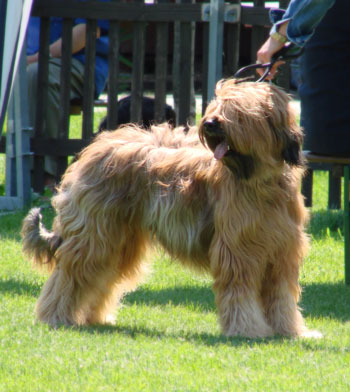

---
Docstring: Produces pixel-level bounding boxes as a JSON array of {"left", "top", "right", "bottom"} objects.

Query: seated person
[{"left": 27, "top": 1, "right": 109, "bottom": 185}]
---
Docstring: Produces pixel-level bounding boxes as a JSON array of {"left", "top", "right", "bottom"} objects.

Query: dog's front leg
[
  {"left": 210, "top": 240, "right": 274, "bottom": 338},
  {"left": 261, "top": 257, "right": 319, "bottom": 338}
]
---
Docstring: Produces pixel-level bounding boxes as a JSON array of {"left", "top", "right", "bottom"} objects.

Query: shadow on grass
[
  {"left": 0, "top": 278, "right": 41, "bottom": 297},
  {"left": 308, "top": 209, "right": 344, "bottom": 239},
  {"left": 301, "top": 282, "right": 350, "bottom": 321},
  {"left": 1, "top": 277, "right": 349, "bottom": 322},
  {"left": 124, "top": 285, "right": 215, "bottom": 312},
  {"left": 80, "top": 323, "right": 292, "bottom": 348},
  {"left": 2, "top": 277, "right": 349, "bottom": 349},
  {"left": 128, "top": 282, "right": 350, "bottom": 321},
  {"left": 81, "top": 322, "right": 350, "bottom": 352},
  {"left": 125, "top": 282, "right": 350, "bottom": 322},
  {"left": 78, "top": 282, "right": 350, "bottom": 348}
]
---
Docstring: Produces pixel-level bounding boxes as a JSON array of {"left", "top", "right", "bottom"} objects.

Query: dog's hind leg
[
  {"left": 35, "top": 228, "right": 149, "bottom": 327},
  {"left": 85, "top": 231, "right": 150, "bottom": 325}
]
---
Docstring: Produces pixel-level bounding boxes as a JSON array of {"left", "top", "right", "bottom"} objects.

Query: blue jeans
[
  {"left": 27, "top": 57, "right": 85, "bottom": 175},
  {"left": 300, "top": 0, "right": 350, "bottom": 156}
]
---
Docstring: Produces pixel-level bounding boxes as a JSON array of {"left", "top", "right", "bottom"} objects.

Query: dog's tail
[{"left": 21, "top": 208, "right": 62, "bottom": 272}]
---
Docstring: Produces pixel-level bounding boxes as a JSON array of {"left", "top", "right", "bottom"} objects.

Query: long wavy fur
[{"left": 21, "top": 79, "right": 320, "bottom": 338}]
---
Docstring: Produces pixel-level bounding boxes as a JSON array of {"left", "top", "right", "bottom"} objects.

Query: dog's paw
[
  {"left": 301, "top": 329, "right": 323, "bottom": 339},
  {"left": 105, "top": 313, "right": 117, "bottom": 325}
]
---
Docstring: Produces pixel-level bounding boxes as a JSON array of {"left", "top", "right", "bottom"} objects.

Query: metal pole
[
  {"left": 207, "top": 0, "right": 224, "bottom": 103},
  {"left": 344, "top": 166, "right": 350, "bottom": 285},
  {"left": 1, "top": 47, "right": 31, "bottom": 209}
]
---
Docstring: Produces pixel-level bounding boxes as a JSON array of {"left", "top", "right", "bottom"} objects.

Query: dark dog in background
[{"left": 98, "top": 96, "right": 176, "bottom": 132}]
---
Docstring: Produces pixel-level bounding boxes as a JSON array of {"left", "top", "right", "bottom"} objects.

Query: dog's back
[{"left": 23, "top": 124, "right": 216, "bottom": 273}]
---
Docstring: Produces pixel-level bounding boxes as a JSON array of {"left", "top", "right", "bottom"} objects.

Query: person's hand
[
  {"left": 27, "top": 53, "right": 39, "bottom": 65},
  {"left": 256, "top": 37, "right": 285, "bottom": 79},
  {"left": 256, "top": 20, "right": 289, "bottom": 79}
]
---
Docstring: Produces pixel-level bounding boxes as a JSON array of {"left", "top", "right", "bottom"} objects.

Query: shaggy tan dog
[{"left": 22, "top": 79, "right": 315, "bottom": 338}]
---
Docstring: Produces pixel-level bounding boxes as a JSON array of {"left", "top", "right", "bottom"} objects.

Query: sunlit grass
[{"left": 1, "top": 113, "right": 350, "bottom": 392}]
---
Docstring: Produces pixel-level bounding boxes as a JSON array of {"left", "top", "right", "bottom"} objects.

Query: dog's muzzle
[{"left": 203, "top": 119, "right": 229, "bottom": 160}]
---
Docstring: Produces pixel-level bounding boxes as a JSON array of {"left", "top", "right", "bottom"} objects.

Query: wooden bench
[{"left": 302, "top": 151, "right": 350, "bottom": 285}]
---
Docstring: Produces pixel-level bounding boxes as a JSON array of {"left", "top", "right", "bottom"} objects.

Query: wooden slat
[
  {"left": 58, "top": 18, "right": 73, "bottom": 139},
  {"left": 30, "top": 138, "right": 91, "bottom": 156},
  {"left": 32, "top": 1, "right": 206, "bottom": 22},
  {"left": 240, "top": 6, "right": 270, "bottom": 27},
  {"left": 178, "top": 20, "right": 193, "bottom": 125},
  {"left": 250, "top": 1, "right": 267, "bottom": 62},
  {"left": 201, "top": 22, "right": 209, "bottom": 114},
  {"left": 304, "top": 152, "right": 350, "bottom": 165},
  {"left": 82, "top": 19, "right": 97, "bottom": 139},
  {"left": 154, "top": 22, "right": 169, "bottom": 123},
  {"left": 33, "top": 16, "right": 50, "bottom": 193},
  {"left": 32, "top": 1, "right": 271, "bottom": 25},
  {"left": 130, "top": 22, "right": 146, "bottom": 123},
  {"left": 107, "top": 20, "right": 120, "bottom": 129},
  {"left": 0, "top": 136, "right": 90, "bottom": 156},
  {"left": 278, "top": 0, "right": 290, "bottom": 9},
  {"left": 56, "top": 18, "right": 73, "bottom": 177},
  {"left": 226, "top": 20, "right": 240, "bottom": 74},
  {"left": 301, "top": 169, "right": 313, "bottom": 207},
  {"left": 35, "top": 17, "right": 50, "bottom": 138}
]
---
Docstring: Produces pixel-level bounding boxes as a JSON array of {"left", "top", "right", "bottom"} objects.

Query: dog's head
[{"left": 198, "top": 79, "right": 304, "bottom": 180}]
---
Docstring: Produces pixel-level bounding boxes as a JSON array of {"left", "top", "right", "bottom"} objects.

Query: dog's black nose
[{"left": 203, "top": 118, "right": 221, "bottom": 136}]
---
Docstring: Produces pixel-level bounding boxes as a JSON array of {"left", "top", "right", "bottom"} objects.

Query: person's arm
[
  {"left": 256, "top": 0, "right": 336, "bottom": 77},
  {"left": 256, "top": 20, "right": 289, "bottom": 70},
  {"left": 27, "top": 23, "right": 101, "bottom": 65},
  {"left": 281, "top": 0, "right": 336, "bottom": 47}
]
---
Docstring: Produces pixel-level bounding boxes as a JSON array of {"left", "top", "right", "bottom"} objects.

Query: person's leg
[
  {"left": 45, "top": 58, "right": 85, "bottom": 176},
  {"left": 27, "top": 58, "right": 85, "bottom": 177}
]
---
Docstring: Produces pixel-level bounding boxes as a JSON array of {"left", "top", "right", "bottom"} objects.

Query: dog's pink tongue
[{"left": 214, "top": 141, "right": 228, "bottom": 160}]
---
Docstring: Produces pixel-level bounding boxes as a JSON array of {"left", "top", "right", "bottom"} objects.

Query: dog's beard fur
[{"left": 21, "top": 79, "right": 320, "bottom": 338}]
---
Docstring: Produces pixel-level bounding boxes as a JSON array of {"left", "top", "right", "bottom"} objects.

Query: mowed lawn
[{"left": 0, "top": 113, "right": 350, "bottom": 391}]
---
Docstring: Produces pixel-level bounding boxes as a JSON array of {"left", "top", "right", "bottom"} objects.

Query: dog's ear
[{"left": 282, "top": 133, "right": 304, "bottom": 166}]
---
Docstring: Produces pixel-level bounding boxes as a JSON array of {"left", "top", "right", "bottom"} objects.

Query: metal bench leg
[{"left": 344, "top": 166, "right": 350, "bottom": 285}]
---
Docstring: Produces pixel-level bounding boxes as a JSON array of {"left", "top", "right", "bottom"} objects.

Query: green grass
[{"left": 1, "top": 117, "right": 350, "bottom": 391}]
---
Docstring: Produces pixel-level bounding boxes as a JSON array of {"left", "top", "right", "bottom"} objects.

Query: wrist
[{"left": 270, "top": 22, "right": 288, "bottom": 44}]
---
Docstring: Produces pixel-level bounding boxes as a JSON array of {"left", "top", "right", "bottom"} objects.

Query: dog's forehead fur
[
  {"left": 202, "top": 80, "right": 300, "bottom": 141},
  {"left": 208, "top": 79, "right": 290, "bottom": 123}
]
